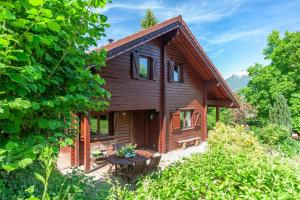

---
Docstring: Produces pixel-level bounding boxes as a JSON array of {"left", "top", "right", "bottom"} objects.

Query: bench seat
[{"left": 177, "top": 137, "right": 201, "bottom": 149}]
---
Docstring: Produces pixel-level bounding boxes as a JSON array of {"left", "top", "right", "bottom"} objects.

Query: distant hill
[{"left": 226, "top": 71, "right": 249, "bottom": 92}]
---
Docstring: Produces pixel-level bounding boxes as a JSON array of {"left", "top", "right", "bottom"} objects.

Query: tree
[
  {"left": 0, "top": 0, "right": 110, "bottom": 172},
  {"left": 141, "top": 9, "right": 158, "bottom": 29},
  {"left": 269, "top": 94, "right": 292, "bottom": 131},
  {"left": 241, "top": 31, "right": 300, "bottom": 131}
]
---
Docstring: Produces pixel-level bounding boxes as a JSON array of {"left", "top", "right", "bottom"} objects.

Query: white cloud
[{"left": 201, "top": 28, "right": 266, "bottom": 44}]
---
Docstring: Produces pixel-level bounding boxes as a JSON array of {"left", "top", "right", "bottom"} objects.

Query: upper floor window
[
  {"left": 168, "top": 60, "right": 183, "bottom": 83},
  {"left": 131, "top": 52, "right": 158, "bottom": 80},
  {"left": 139, "top": 56, "right": 150, "bottom": 79},
  {"left": 180, "top": 110, "right": 193, "bottom": 129},
  {"left": 173, "top": 64, "right": 183, "bottom": 82}
]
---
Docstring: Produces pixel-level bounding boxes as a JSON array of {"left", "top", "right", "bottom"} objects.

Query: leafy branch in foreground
[{"left": 0, "top": 0, "right": 110, "bottom": 172}]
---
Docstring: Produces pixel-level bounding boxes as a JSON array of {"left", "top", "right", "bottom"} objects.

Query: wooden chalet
[{"left": 63, "top": 16, "right": 239, "bottom": 171}]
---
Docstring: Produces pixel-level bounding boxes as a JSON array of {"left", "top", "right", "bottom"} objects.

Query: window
[
  {"left": 139, "top": 56, "right": 150, "bottom": 79},
  {"left": 90, "top": 113, "right": 112, "bottom": 137},
  {"left": 180, "top": 110, "right": 193, "bottom": 129},
  {"left": 173, "top": 65, "right": 182, "bottom": 82}
]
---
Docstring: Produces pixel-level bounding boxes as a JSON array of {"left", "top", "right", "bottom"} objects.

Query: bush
[
  {"left": 254, "top": 124, "right": 300, "bottom": 156},
  {"left": 0, "top": 162, "right": 111, "bottom": 200},
  {"left": 109, "top": 124, "right": 300, "bottom": 199},
  {"left": 256, "top": 124, "right": 290, "bottom": 145}
]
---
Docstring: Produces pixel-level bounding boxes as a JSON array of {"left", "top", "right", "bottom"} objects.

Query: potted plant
[{"left": 117, "top": 144, "right": 137, "bottom": 158}]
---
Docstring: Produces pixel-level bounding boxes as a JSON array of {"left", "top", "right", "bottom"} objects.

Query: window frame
[
  {"left": 179, "top": 109, "right": 194, "bottom": 130},
  {"left": 138, "top": 55, "right": 151, "bottom": 80},
  {"left": 90, "top": 112, "right": 114, "bottom": 138}
]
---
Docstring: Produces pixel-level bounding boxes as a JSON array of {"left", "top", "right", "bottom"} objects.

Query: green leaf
[
  {"left": 38, "top": 118, "right": 49, "bottom": 128},
  {"left": 8, "top": 73, "right": 26, "bottom": 83},
  {"left": 34, "top": 172, "right": 46, "bottom": 184},
  {"left": 31, "top": 102, "right": 40, "bottom": 110},
  {"left": 18, "top": 158, "right": 33, "bottom": 168},
  {"left": 29, "top": 0, "right": 44, "bottom": 6},
  {"left": 5, "top": 142, "right": 19, "bottom": 150},
  {"left": 47, "top": 21, "right": 61, "bottom": 32},
  {"left": 65, "top": 138, "right": 73, "bottom": 145},
  {"left": 3, "top": 163, "right": 19, "bottom": 172}
]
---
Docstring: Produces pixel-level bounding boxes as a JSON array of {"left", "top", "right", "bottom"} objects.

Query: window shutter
[
  {"left": 194, "top": 111, "right": 201, "bottom": 127},
  {"left": 181, "top": 64, "right": 186, "bottom": 83},
  {"left": 131, "top": 52, "right": 140, "bottom": 79},
  {"left": 171, "top": 111, "right": 180, "bottom": 131},
  {"left": 151, "top": 58, "right": 158, "bottom": 80},
  {"left": 168, "top": 60, "right": 174, "bottom": 83}
]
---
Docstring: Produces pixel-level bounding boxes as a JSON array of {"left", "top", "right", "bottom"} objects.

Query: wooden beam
[
  {"left": 163, "top": 28, "right": 179, "bottom": 46},
  {"left": 207, "top": 100, "right": 234, "bottom": 107},
  {"left": 216, "top": 106, "right": 220, "bottom": 122},
  {"left": 82, "top": 115, "right": 91, "bottom": 172},
  {"left": 203, "top": 81, "right": 220, "bottom": 92},
  {"left": 201, "top": 92, "right": 208, "bottom": 141}
]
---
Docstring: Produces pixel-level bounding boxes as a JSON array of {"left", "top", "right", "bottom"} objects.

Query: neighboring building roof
[{"left": 92, "top": 15, "right": 239, "bottom": 108}]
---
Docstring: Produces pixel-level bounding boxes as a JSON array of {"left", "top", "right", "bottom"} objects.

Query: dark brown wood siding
[
  {"left": 164, "top": 41, "right": 204, "bottom": 151},
  {"left": 100, "top": 38, "right": 162, "bottom": 111}
]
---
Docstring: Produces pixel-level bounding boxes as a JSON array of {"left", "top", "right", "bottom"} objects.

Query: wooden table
[{"left": 105, "top": 149, "right": 155, "bottom": 175}]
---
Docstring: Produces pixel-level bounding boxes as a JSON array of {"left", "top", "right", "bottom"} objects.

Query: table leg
[{"left": 115, "top": 164, "right": 118, "bottom": 175}]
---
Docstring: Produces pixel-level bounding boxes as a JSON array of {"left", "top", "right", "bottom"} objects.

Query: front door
[{"left": 132, "top": 110, "right": 146, "bottom": 148}]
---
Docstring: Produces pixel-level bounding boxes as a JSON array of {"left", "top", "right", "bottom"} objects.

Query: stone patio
[{"left": 60, "top": 142, "right": 207, "bottom": 181}]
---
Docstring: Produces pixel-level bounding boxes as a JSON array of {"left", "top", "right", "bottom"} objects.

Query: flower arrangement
[{"left": 117, "top": 144, "right": 137, "bottom": 158}]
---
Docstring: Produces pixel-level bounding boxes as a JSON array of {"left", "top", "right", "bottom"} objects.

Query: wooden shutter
[
  {"left": 168, "top": 60, "right": 174, "bottom": 83},
  {"left": 171, "top": 111, "right": 180, "bottom": 131},
  {"left": 131, "top": 52, "right": 140, "bottom": 79},
  {"left": 194, "top": 111, "right": 201, "bottom": 128},
  {"left": 151, "top": 58, "right": 158, "bottom": 80},
  {"left": 181, "top": 64, "right": 186, "bottom": 83}
]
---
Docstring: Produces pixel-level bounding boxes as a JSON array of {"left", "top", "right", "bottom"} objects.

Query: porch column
[
  {"left": 201, "top": 92, "right": 208, "bottom": 141},
  {"left": 81, "top": 114, "right": 91, "bottom": 172},
  {"left": 71, "top": 114, "right": 80, "bottom": 167},
  {"left": 216, "top": 106, "right": 220, "bottom": 122}
]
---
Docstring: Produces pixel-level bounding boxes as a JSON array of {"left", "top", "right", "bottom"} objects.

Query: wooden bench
[{"left": 177, "top": 137, "right": 201, "bottom": 149}]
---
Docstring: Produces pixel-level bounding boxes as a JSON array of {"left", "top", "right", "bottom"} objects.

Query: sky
[{"left": 97, "top": 0, "right": 300, "bottom": 78}]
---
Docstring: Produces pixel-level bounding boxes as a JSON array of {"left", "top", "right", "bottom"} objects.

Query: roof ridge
[{"left": 92, "top": 15, "right": 182, "bottom": 52}]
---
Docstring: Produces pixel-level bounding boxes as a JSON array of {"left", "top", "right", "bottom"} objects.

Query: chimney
[{"left": 108, "top": 38, "right": 114, "bottom": 43}]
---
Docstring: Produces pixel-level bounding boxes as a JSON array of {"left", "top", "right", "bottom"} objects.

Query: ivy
[{"left": 0, "top": 0, "right": 110, "bottom": 172}]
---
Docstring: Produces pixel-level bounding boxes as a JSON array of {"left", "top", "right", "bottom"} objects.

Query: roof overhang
[{"left": 92, "top": 16, "right": 239, "bottom": 108}]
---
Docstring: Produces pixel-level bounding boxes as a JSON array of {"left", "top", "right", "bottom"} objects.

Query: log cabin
[{"left": 61, "top": 15, "right": 239, "bottom": 171}]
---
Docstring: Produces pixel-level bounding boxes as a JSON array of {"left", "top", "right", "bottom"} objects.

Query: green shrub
[
  {"left": 0, "top": 162, "right": 111, "bottom": 200},
  {"left": 254, "top": 124, "right": 300, "bottom": 157},
  {"left": 109, "top": 124, "right": 300, "bottom": 199},
  {"left": 256, "top": 124, "right": 290, "bottom": 145}
]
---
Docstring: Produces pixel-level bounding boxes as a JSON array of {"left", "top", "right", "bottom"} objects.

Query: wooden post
[
  {"left": 70, "top": 114, "right": 79, "bottom": 167},
  {"left": 82, "top": 115, "right": 91, "bottom": 172},
  {"left": 201, "top": 92, "right": 208, "bottom": 141},
  {"left": 216, "top": 106, "right": 220, "bottom": 122}
]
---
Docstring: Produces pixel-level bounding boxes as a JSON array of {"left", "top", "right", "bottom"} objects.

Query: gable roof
[{"left": 94, "top": 16, "right": 239, "bottom": 108}]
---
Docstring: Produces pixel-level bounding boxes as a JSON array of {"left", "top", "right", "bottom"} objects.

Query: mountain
[{"left": 226, "top": 71, "right": 249, "bottom": 92}]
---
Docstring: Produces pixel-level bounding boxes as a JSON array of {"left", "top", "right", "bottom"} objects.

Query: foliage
[
  {"left": 241, "top": 31, "right": 300, "bottom": 131},
  {"left": 207, "top": 107, "right": 232, "bottom": 130},
  {"left": 0, "top": 161, "right": 112, "bottom": 200},
  {"left": 269, "top": 94, "right": 292, "bottom": 131},
  {"left": 0, "top": 0, "right": 110, "bottom": 172},
  {"left": 117, "top": 144, "right": 136, "bottom": 158},
  {"left": 109, "top": 124, "right": 300, "bottom": 199},
  {"left": 232, "top": 95, "right": 257, "bottom": 125},
  {"left": 140, "top": 8, "right": 158, "bottom": 29},
  {"left": 255, "top": 124, "right": 290, "bottom": 145},
  {"left": 254, "top": 124, "right": 300, "bottom": 157}
]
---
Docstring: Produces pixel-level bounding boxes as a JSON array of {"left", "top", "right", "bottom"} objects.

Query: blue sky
[{"left": 98, "top": 0, "right": 300, "bottom": 78}]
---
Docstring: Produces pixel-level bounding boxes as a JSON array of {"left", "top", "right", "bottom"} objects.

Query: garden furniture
[
  {"left": 146, "top": 155, "right": 162, "bottom": 172},
  {"left": 177, "top": 137, "right": 200, "bottom": 149},
  {"left": 122, "top": 160, "right": 146, "bottom": 183}
]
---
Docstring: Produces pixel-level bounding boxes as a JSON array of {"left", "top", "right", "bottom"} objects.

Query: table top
[{"left": 105, "top": 149, "right": 155, "bottom": 165}]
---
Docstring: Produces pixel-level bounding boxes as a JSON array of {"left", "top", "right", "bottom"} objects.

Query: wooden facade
[{"left": 62, "top": 16, "right": 239, "bottom": 171}]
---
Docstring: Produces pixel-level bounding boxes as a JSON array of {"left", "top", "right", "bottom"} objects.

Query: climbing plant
[{"left": 0, "top": 0, "right": 110, "bottom": 172}]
